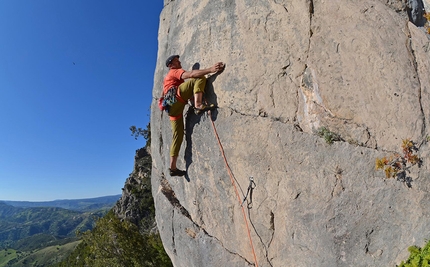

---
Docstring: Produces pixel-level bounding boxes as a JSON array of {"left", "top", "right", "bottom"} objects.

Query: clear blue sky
[{"left": 0, "top": 1, "right": 163, "bottom": 201}]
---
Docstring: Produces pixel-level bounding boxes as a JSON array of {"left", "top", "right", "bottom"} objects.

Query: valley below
[{"left": 0, "top": 195, "right": 120, "bottom": 267}]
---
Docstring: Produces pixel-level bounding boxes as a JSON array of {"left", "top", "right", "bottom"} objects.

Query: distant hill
[
  {"left": 0, "top": 202, "right": 104, "bottom": 249},
  {"left": 1, "top": 195, "right": 121, "bottom": 212},
  {"left": 0, "top": 195, "right": 121, "bottom": 255},
  {"left": 0, "top": 196, "right": 120, "bottom": 265}
]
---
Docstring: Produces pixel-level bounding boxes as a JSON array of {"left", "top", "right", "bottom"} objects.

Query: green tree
[
  {"left": 129, "top": 123, "right": 151, "bottom": 145},
  {"left": 56, "top": 211, "right": 171, "bottom": 267}
]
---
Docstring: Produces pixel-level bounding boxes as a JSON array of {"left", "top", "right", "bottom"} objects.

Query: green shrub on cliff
[
  {"left": 375, "top": 138, "right": 422, "bottom": 188},
  {"left": 55, "top": 211, "right": 171, "bottom": 267},
  {"left": 398, "top": 240, "right": 430, "bottom": 267},
  {"left": 316, "top": 126, "right": 342, "bottom": 144}
]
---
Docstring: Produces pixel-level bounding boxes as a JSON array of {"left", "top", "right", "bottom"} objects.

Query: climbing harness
[
  {"left": 241, "top": 176, "right": 256, "bottom": 209},
  {"left": 158, "top": 86, "right": 188, "bottom": 121},
  {"left": 158, "top": 86, "right": 187, "bottom": 113},
  {"left": 208, "top": 110, "right": 259, "bottom": 267}
]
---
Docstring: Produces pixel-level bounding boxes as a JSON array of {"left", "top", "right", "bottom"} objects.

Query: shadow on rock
[{"left": 183, "top": 63, "right": 224, "bottom": 180}]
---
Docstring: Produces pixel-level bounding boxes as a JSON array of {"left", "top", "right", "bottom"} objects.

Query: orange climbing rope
[{"left": 207, "top": 110, "right": 259, "bottom": 267}]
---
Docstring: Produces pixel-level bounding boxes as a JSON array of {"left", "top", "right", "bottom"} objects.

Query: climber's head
[{"left": 166, "top": 55, "right": 181, "bottom": 69}]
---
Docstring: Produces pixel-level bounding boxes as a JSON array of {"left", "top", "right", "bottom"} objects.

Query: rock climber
[{"left": 163, "top": 54, "right": 224, "bottom": 176}]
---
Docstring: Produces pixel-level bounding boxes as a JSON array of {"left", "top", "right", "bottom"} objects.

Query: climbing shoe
[
  {"left": 169, "top": 168, "right": 186, "bottom": 176},
  {"left": 194, "top": 103, "right": 216, "bottom": 115}
]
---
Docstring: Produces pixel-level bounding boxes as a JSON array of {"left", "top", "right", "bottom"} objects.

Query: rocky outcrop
[
  {"left": 151, "top": 0, "right": 430, "bottom": 266},
  {"left": 114, "top": 147, "right": 156, "bottom": 231}
]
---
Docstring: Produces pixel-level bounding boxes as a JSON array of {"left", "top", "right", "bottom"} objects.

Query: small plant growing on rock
[
  {"left": 375, "top": 139, "right": 421, "bottom": 188},
  {"left": 316, "top": 126, "right": 342, "bottom": 144},
  {"left": 398, "top": 240, "right": 430, "bottom": 267}
]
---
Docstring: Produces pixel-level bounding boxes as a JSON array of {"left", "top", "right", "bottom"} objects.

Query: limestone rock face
[{"left": 151, "top": 0, "right": 430, "bottom": 266}]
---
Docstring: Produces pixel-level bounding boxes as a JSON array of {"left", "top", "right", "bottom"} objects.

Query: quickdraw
[{"left": 241, "top": 176, "right": 256, "bottom": 209}]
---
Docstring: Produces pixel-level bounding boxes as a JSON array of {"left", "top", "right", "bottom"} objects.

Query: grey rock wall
[{"left": 151, "top": 0, "right": 430, "bottom": 266}]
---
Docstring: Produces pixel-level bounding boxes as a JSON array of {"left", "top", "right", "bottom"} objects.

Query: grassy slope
[
  {"left": 0, "top": 241, "right": 80, "bottom": 267},
  {"left": 0, "top": 249, "right": 17, "bottom": 267}
]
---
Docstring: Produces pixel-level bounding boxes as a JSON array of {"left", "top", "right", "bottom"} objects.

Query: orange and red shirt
[{"left": 163, "top": 69, "right": 185, "bottom": 95}]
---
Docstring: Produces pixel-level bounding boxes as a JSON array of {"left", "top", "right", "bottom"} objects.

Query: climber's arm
[{"left": 181, "top": 62, "right": 224, "bottom": 79}]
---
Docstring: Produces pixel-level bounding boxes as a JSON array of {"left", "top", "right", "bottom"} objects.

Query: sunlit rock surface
[{"left": 151, "top": 0, "right": 430, "bottom": 266}]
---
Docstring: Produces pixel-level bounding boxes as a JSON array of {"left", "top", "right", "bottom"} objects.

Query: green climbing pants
[
  {"left": 169, "top": 76, "right": 206, "bottom": 157},
  {"left": 170, "top": 118, "right": 184, "bottom": 157}
]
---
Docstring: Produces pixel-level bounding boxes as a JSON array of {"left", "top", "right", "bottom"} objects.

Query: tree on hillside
[{"left": 56, "top": 211, "right": 171, "bottom": 267}]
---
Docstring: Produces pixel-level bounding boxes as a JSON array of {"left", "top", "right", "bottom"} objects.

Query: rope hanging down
[{"left": 207, "top": 110, "right": 259, "bottom": 267}]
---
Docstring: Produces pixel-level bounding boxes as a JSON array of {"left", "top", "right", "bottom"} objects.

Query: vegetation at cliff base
[
  {"left": 55, "top": 211, "right": 171, "bottom": 267},
  {"left": 55, "top": 123, "right": 172, "bottom": 267}
]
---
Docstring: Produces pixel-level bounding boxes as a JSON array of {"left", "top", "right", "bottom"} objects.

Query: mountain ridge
[
  {"left": 0, "top": 195, "right": 120, "bottom": 250},
  {"left": 1, "top": 194, "right": 121, "bottom": 212}
]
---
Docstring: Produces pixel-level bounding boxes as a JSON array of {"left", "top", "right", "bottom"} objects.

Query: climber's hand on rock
[{"left": 211, "top": 62, "right": 225, "bottom": 73}]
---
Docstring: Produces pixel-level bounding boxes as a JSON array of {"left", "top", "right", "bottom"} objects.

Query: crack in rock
[
  {"left": 171, "top": 210, "right": 176, "bottom": 255},
  {"left": 159, "top": 175, "right": 253, "bottom": 265},
  {"left": 160, "top": 176, "right": 192, "bottom": 221},
  {"left": 308, "top": 0, "right": 315, "bottom": 42},
  {"left": 404, "top": 24, "right": 427, "bottom": 138},
  {"left": 248, "top": 209, "right": 274, "bottom": 267},
  {"left": 364, "top": 228, "right": 383, "bottom": 257},
  {"left": 266, "top": 211, "right": 276, "bottom": 266},
  {"left": 330, "top": 166, "right": 345, "bottom": 198}
]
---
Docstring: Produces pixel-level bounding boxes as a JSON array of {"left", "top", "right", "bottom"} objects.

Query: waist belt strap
[{"left": 169, "top": 113, "right": 183, "bottom": 121}]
